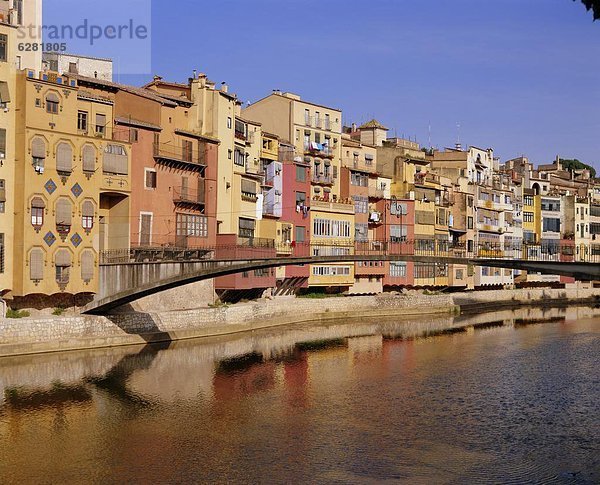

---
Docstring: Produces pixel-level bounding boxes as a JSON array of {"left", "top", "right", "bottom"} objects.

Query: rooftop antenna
[
  {"left": 428, "top": 121, "right": 431, "bottom": 148},
  {"left": 455, "top": 122, "right": 461, "bottom": 150}
]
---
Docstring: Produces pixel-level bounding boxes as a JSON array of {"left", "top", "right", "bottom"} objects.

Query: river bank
[{"left": 0, "top": 287, "right": 599, "bottom": 357}]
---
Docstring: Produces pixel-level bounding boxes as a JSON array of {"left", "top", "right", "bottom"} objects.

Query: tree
[
  {"left": 576, "top": 0, "right": 600, "bottom": 20},
  {"left": 559, "top": 158, "right": 597, "bottom": 178}
]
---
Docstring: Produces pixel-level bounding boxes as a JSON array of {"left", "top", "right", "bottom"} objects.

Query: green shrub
[
  {"left": 6, "top": 309, "right": 30, "bottom": 319},
  {"left": 52, "top": 307, "right": 65, "bottom": 316}
]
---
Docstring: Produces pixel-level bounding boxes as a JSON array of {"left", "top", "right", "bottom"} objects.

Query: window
[
  {"left": 130, "top": 128, "right": 139, "bottom": 143},
  {"left": 541, "top": 198, "right": 560, "bottom": 212},
  {"left": 325, "top": 113, "right": 330, "bottom": 129},
  {"left": 227, "top": 117, "right": 232, "bottom": 129},
  {"left": 30, "top": 248, "right": 44, "bottom": 281},
  {"left": 524, "top": 195, "right": 534, "bottom": 206},
  {"left": 46, "top": 92, "right": 59, "bottom": 114},
  {"left": 55, "top": 249, "right": 71, "bottom": 285},
  {"left": 55, "top": 198, "right": 72, "bottom": 234},
  {"left": 234, "top": 149, "right": 245, "bottom": 166},
  {"left": 31, "top": 197, "right": 45, "bottom": 227},
  {"left": 0, "top": 179, "right": 4, "bottom": 213},
  {"left": 296, "top": 165, "right": 306, "bottom": 182},
  {"left": 467, "top": 196, "right": 474, "bottom": 208},
  {"left": 103, "top": 144, "right": 128, "bottom": 174},
  {"left": 145, "top": 168, "right": 157, "bottom": 189},
  {"left": 239, "top": 217, "right": 255, "bottom": 238},
  {"left": 82, "top": 200, "right": 94, "bottom": 230},
  {"left": 390, "top": 262, "right": 407, "bottom": 278},
  {"left": 0, "top": 81, "right": 9, "bottom": 108},
  {"left": 390, "top": 225, "right": 408, "bottom": 242},
  {"left": 0, "top": 34, "right": 7, "bottom": 63},
  {"left": 467, "top": 216, "right": 473, "bottom": 229},
  {"left": 523, "top": 212, "right": 534, "bottom": 223},
  {"left": 312, "top": 266, "right": 351, "bottom": 276},
  {"left": 350, "top": 171, "right": 368, "bottom": 187},
  {"left": 228, "top": 149, "right": 232, "bottom": 160},
  {"left": 56, "top": 142, "right": 73, "bottom": 174},
  {"left": 304, "top": 109, "right": 310, "bottom": 125},
  {"left": 543, "top": 217, "right": 560, "bottom": 233},
  {"left": 355, "top": 223, "right": 368, "bottom": 242},
  {"left": 295, "top": 226, "right": 306, "bottom": 243},
  {"left": 313, "top": 218, "right": 351, "bottom": 238},
  {"left": 182, "top": 140, "right": 193, "bottom": 162},
  {"left": 95, "top": 114, "right": 106, "bottom": 136},
  {"left": 176, "top": 213, "right": 208, "bottom": 237},
  {"left": 81, "top": 250, "right": 94, "bottom": 282},
  {"left": 82, "top": 145, "right": 96, "bottom": 173},
  {"left": 295, "top": 191, "right": 306, "bottom": 206},
  {"left": 241, "top": 179, "right": 257, "bottom": 199},
  {"left": 414, "top": 263, "right": 436, "bottom": 279},
  {"left": 0, "top": 128, "right": 5, "bottom": 159},
  {"left": 32, "top": 136, "right": 46, "bottom": 169},
  {"left": 353, "top": 196, "right": 368, "bottom": 214},
  {"left": 77, "top": 111, "right": 88, "bottom": 132}
]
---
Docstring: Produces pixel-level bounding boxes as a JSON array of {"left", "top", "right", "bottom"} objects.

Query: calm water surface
[{"left": 0, "top": 306, "right": 598, "bottom": 484}]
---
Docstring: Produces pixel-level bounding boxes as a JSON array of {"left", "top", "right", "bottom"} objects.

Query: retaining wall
[{"left": 0, "top": 288, "right": 598, "bottom": 357}]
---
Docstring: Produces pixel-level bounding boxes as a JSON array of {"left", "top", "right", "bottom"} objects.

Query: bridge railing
[{"left": 99, "top": 240, "right": 600, "bottom": 265}]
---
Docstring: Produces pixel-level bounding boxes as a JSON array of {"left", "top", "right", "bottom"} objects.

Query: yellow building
[
  {"left": 11, "top": 68, "right": 131, "bottom": 305},
  {"left": 243, "top": 91, "right": 355, "bottom": 289},
  {"left": 0, "top": 20, "right": 17, "bottom": 296}
]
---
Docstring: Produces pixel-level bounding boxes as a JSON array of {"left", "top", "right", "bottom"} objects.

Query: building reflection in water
[{"left": 0, "top": 304, "right": 598, "bottom": 483}]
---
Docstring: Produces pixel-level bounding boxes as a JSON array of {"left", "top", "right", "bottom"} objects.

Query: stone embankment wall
[{"left": 0, "top": 288, "right": 598, "bottom": 357}]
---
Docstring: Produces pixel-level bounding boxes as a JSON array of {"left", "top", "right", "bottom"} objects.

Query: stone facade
[{"left": 1, "top": 287, "right": 599, "bottom": 357}]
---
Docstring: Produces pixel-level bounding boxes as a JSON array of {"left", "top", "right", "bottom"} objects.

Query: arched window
[
  {"left": 82, "top": 200, "right": 94, "bottom": 230},
  {"left": 32, "top": 136, "right": 46, "bottom": 170},
  {"left": 55, "top": 249, "right": 71, "bottom": 284},
  {"left": 55, "top": 198, "right": 72, "bottom": 235},
  {"left": 46, "top": 92, "right": 59, "bottom": 114},
  {"left": 56, "top": 142, "right": 73, "bottom": 174},
  {"left": 81, "top": 250, "right": 94, "bottom": 282},
  {"left": 30, "top": 248, "right": 44, "bottom": 281},
  {"left": 82, "top": 145, "right": 96, "bottom": 173},
  {"left": 31, "top": 196, "right": 45, "bottom": 227}
]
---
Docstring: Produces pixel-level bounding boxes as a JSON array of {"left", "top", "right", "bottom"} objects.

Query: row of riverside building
[{"left": 2, "top": 9, "right": 600, "bottom": 307}]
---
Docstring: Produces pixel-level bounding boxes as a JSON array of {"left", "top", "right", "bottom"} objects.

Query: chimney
[
  {"left": 221, "top": 82, "right": 228, "bottom": 93},
  {"left": 192, "top": 69, "right": 197, "bottom": 79}
]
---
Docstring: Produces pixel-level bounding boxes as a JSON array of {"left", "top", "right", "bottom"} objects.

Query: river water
[{"left": 0, "top": 305, "right": 598, "bottom": 484}]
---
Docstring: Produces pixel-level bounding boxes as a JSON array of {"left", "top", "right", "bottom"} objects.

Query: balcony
[
  {"left": 311, "top": 198, "right": 355, "bottom": 215},
  {"left": 414, "top": 172, "right": 440, "bottom": 187},
  {"left": 173, "top": 184, "right": 205, "bottom": 207},
  {"left": 312, "top": 173, "right": 334, "bottom": 185},
  {"left": 368, "top": 186, "right": 385, "bottom": 199},
  {"left": 154, "top": 143, "right": 205, "bottom": 171},
  {"left": 304, "top": 142, "right": 335, "bottom": 158}
]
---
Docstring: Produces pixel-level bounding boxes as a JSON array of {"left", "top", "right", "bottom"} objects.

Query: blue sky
[{"left": 46, "top": 0, "right": 600, "bottom": 166}]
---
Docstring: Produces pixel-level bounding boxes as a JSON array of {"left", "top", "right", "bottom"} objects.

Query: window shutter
[
  {"left": 96, "top": 113, "right": 106, "bottom": 129},
  {"left": 82, "top": 200, "right": 94, "bottom": 217},
  {"left": 0, "top": 128, "right": 6, "bottom": 156},
  {"left": 30, "top": 249, "right": 44, "bottom": 280},
  {"left": 31, "top": 196, "right": 45, "bottom": 208},
  {"left": 55, "top": 249, "right": 72, "bottom": 267},
  {"left": 56, "top": 143, "right": 73, "bottom": 172},
  {"left": 81, "top": 250, "right": 94, "bottom": 281},
  {"left": 0, "top": 181, "right": 5, "bottom": 203},
  {"left": 0, "top": 81, "right": 10, "bottom": 103},
  {"left": 56, "top": 199, "right": 72, "bottom": 225},
  {"left": 181, "top": 176, "right": 189, "bottom": 198},
  {"left": 197, "top": 177, "right": 205, "bottom": 203},
  {"left": 241, "top": 179, "right": 256, "bottom": 194},
  {"left": 82, "top": 145, "right": 95, "bottom": 172},
  {"left": 32, "top": 137, "right": 46, "bottom": 158},
  {"left": 333, "top": 165, "right": 338, "bottom": 179}
]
